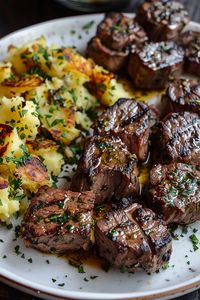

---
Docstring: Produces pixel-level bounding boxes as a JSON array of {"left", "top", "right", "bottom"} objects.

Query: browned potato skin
[
  {"left": 0, "top": 177, "right": 8, "bottom": 189},
  {"left": 0, "top": 124, "right": 13, "bottom": 157},
  {"left": 15, "top": 155, "right": 50, "bottom": 189},
  {"left": 0, "top": 75, "right": 43, "bottom": 97},
  {"left": 26, "top": 139, "right": 58, "bottom": 152}
]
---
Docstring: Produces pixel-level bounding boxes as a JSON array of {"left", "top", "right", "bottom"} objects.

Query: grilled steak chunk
[
  {"left": 179, "top": 30, "right": 200, "bottom": 77},
  {"left": 148, "top": 163, "right": 200, "bottom": 225},
  {"left": 97, "top": 12, "right": 147, "bottom": 51},
  {"left": 95, "top": 203, "right": 172, "bottom": 273},
  {"left": 21, "top": 187, "right": 95, "bottom": 253},
  {"left": 71, "top": 135, "right": 139, "bottom": 204},
  {"left": 87, "top": 13, "right": 147, "bottom": 72},
  {"left": 93, "top": 98, "right": 150, "bottom": 161},
  {"left": 87, "top": 37, "right": 128, "bottom": 73},
  {"left": 152, "top": 112, "right": 200, "bottom": 165},
  {"left": 162, "top": 78, "right": 200, "bottom": 116},
  {"left": 136, "top": 0, "right": 189, "bottom": 41},
  {"left": 128, "top": 41, "right": 184, "bottom": 90}
]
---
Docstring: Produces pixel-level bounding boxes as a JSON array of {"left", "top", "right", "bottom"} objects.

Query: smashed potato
[
  {"left": 26, "top": 139, "right": 64, "bottom": 176},
  {"left": 0, "top": 96, "right": 40, "bottom": 140},
  {"left": 15, "top": 155, "right": 50, "bottom": 193}
]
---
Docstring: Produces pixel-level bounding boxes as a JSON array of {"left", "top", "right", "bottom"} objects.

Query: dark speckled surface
[{"left": 0, "top": 0, "right": 199, "bottom": 299}]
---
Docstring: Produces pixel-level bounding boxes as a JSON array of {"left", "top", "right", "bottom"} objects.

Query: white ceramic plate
[{"left": 0, "top": 14, "right": 200, "bottom": 300}]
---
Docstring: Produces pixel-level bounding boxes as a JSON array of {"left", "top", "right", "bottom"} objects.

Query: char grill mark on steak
[
  {"left": 128, "top": 41, "right": 184, "bottom": 90},
  {"left": 161, "top": 78, "right": 200, "bottom": 116},
  {"left": 148, "top": 163, "right": 200, "bottom": 225},
  {"left": 97, "top": 12, "right": 148, "bottom": 51},
  {"left": 93, "top": 98, "right": 150, "bottom": 161},
  {"left": 151, "top": 112, "right": 200, "bottom": 165},
  {"left": 21, "top": 187, "right": 95, "bottom": 253},
  {"left": 71, "top": 135, "right": 139, "bottom": 204},
  {"left": 136, "top": 0, "right": 189, "bottom": 42},
  {"left": 95, "top": 203, "right": 172, "bottom": 272},
  {"left": 178, "top": 30, "right": 200, "bottom": 77}
]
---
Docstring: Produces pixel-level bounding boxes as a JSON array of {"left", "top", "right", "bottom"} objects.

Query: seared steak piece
[
  {"left": 21, "top": 187, "right": 95, "bottom": 253},
  {"left": 97, "top": 12, "right": 147, "bottom": 51},
  {"left": 136, "top": 0, "right": 189, "bottom": 41},
  {"left": 179, "top": 30, "right": 200, "bottom": 77},
  {"left": 162, "top": 78, "right": 200, "bottom": 116},
  {"left": 151, "top": 112, "right": 200, "bottom": 165},
  {"left": 87, "top": 37, "right": 128, "bottom": 73},
  {"left": 93, "top": 98, "right": 150, "bottom": 161},
  {"left": 95, "top": 203, "right": 172, "bottom": 273},
  {"left": 128, "top": 41, "right": 184, "bottom": 90},
  {"left": 87, "top": 13, "right": 147, "bottom": 72},
  {"left": 148, "top": 163, "right": 200, "bottom": 225},
  {"left": 71, "top": 135, "right": 139, "bottom": 204}
]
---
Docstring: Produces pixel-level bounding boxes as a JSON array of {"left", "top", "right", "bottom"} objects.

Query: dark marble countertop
[{"left": 0, "top": 0, "right": 199, "bottom": 299}]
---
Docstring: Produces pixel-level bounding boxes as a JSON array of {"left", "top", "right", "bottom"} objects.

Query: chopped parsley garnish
[
  {"left": 189, "top": 234, "right": 199, "bottom": 251},
  {"left": 78, "top": 265, "right": 85, "bottom": 273},
  {"left": 82, "top": 20, "right": 95, "bottom": 30}
]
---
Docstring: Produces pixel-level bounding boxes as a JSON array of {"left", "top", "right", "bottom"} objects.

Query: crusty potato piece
[
  {"left": 26, "top": 139, "right": 64, "bottom": 176},
  {"left": 15, "top": 155, "right": 50, "bottom": 193},
  {"left": 48, "top": 46, "right": 95, "bottom": 78},
  {"left": 89, "top": 66, "right": 133, "bottom": 106},
  {"left": 0, "top": 96, "right": 40, "bottom": 140},
  {"left": 0, "top": 75, "right": 43, "bottom": 98},
  {"left": 0, "top": 62, "right": 13, "bottom": 83},
  {"left": 8, "top": 36, "right": 47, "bottom": 74},
  {"left": 26, "top": 78, "right": 80, "bottom": 145},
  {"left": 0, "top": 177, "right": 19, "bottom": 222},
  {"left": 0, "top": 124, "right": 24, "bottom": 166}
]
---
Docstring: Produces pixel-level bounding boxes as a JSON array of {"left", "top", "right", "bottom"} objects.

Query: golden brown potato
[
  {"left": 15, "top": 155, "right": 50, "bottom": 193},
  {"left": 26, "top": 139, "right": 64, "bottom": 176},
  {"left": 0, "top": 75, "right": 43, "bottom": 98}
]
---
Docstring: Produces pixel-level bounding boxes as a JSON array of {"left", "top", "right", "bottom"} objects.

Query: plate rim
[{"left": 0, "top": 14, "right": 200, "bottom": 300}]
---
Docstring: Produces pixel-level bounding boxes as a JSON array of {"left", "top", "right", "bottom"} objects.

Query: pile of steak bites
[{"left": 21, "top": 0, "right": 200, "bottom": 274}]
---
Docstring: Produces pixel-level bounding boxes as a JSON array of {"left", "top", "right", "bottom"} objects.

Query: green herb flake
[
  {"left": 189, "top": 234, "right": 199, "bottom": 251},
  {"left": 82, "top": 21, "right": 95, "bottom": 30}
]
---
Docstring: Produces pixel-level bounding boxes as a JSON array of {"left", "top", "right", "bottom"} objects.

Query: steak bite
[
  {"left": 128, "top": 41, "right": 184, "bottom": 90},
  {"left": 93, "top": 98, "right": 150, "bottom": 161},
  {"left": 87, "top": 13, "right": 147, "bottom": 72},
  {"left": 71, "top": 135, "right": 139, "bottom": 204},
  {"left": 161, "top": 78, "right": 200, "bottom": 116},
  {"left": 148, "top": 163, "right": 200, "bottom": 225},
  {"left": 95, "top": 203, "right": 172, "bottom": 273},
  {"left": 179, "top": 30, "right": 200, "bottom": 77},
  {"left": 21, "top": 187, "right": 95, "bottom": 253},
  {"left": 87, "top": 37, "right": 128, "bottom": 73},
  {"left": 151, "top": 112, "right": 200, "bottom": 165},
  {"left": 136, "top": 0, "right": 189, "bottom": 42},
  {"left": 97, "top": 12, "right": 147, "bottom": 51}
]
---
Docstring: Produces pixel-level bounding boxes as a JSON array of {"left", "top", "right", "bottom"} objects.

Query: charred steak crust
[
  {"left": 86, "top": 37, "right": 128, "bottom": 73},
  {"left": 21, "top": 187, "right": 95, "bottom": 253},
  {"left": 178, "top": 30, "right": 200, "bottom": 77},
  {"left": 151, "top": 112, "right": 200, "bottom": 165},
  {"left": 128, "top": 41, "right": 184, "bottom": 90},
  {"left": 136, "top": 0, "right": 189, "bottom": 42},
  {"left": 87, "top": 13, "right": 147, "bottom": 72},
  {"left": 97, "top": 12, "right": 148, "bottom": 51},
  {"left": 71, "top": 135, "right": 139, "bottom": 204},
  {"left": 95, "top": 203, "right": 172, "bottom": 273},
  {"left": 93, "top": 98, "right": 150, "bottom": 161},
  {"left": 161, "top": 78, "right": 200, "bottom": 116},
  {"left": 148, "top": 163, "right": 200, "bottom": 225}
]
